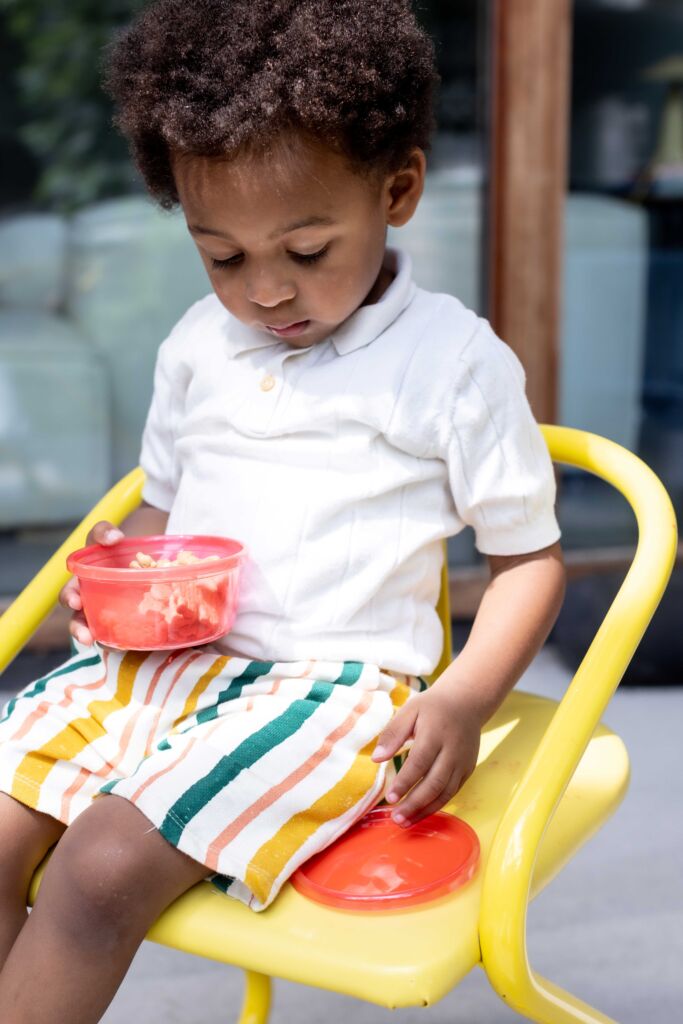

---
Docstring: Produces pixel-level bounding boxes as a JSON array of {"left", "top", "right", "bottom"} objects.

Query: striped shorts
[{"left": 0, "top": 641, "right": 425, "bottom": 911}]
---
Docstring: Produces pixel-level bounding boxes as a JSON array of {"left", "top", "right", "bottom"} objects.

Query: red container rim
[
  {"left": 291, "top": 808, "right": 480, "bottom": 911},
  {"left": 66, "top": 534, "right": 246, "bottom": 583}
]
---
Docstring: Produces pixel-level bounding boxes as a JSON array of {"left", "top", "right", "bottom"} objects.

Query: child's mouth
[{"left": 265, "top": 320, "right": 310, "bottom": 338}]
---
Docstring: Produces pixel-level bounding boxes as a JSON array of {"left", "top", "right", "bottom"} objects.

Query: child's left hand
[{"left": 371, "top": 684, "right": 482, "bottom": 827}]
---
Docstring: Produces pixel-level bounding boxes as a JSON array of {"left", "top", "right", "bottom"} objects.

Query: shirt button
[{"left": 260, "top": 374, "right": 276, "bottom": 392}]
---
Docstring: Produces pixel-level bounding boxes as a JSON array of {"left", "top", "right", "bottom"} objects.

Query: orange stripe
[
  {"left": 139, "top": 650, "right": 205, "bottom": 756},
  {"left": 167, "top": 655, "right": 231, "bottom": 735},
  {"left": 10, "top": 670, "right": 108, "bottom": 743},
  {"left": 206, "top": 690, "right": 373, "bottom": 864},
  {"left": 128, "top": 717, "right": 225, "bottom": 804},
  {"left": 141, "top": 649, "right": 187, "bottom": 706},
  {"left": 247, "top": 675, "right": 281, "bottom": 711},
  {"left": 93, "top": 654, "right": 190, "bottom": 775},
  {"left": 10, "top": 650, "right": 147, "bottom": 807},
  {"left": 245, "top": 735, "right": 379, "bottom": 905},
  {"left": 8, "top": 651, "right": 149, "bottom": 811},
  {"left": 60, "top": 766, "right": 91, "bottom": 821},
  {"left": 127, "top": 670, "right": 290, "bottom": 812}
]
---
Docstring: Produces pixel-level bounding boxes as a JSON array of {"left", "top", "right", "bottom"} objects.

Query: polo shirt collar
[
  {"left": 329, "top": 247, "right": 416, "bottom": 356},
  {"left": 224, "top": 247, "right": 416, "bottom": 357}
]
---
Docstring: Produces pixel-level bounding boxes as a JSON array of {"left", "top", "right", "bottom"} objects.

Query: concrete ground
[
  {"left": 91, "top": 647, "right": 681, "bottom": 1024},
  {"left": 2, "top": 645, "right": 681, "bottom": 1022}
]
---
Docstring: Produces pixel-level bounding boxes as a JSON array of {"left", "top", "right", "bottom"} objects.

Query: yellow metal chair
[{"left": 0, "top": 426, "right": 677, "bottom": 1024}]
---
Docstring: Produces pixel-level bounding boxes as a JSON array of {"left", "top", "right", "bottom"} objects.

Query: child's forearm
[
  {"left": 118, "top": 501, "right": 170, "bottom": 537},
  {"left": 432, "top": 541, "right": 566, "bottom": 724}
]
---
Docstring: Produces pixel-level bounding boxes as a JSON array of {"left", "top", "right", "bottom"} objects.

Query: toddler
[{"left": 0, "top": 1, "right": 565, "bottom": 1021}]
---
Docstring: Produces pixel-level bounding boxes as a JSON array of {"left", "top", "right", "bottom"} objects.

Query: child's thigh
[{"left": 0, "top": 792, "right": 66, "bottom": 895}]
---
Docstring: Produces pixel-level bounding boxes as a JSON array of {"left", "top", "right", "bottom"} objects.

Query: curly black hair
[{"left": 104, "top": 0, "right": 439, "bottom": 208}]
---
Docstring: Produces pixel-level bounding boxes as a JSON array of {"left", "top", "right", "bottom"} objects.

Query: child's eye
[
  {"left": 211, "top": 254, "right": 243, "bottom": 270},
  {"left": 290, "top": 246, "right": 328, "bottom": 265},
  {"left": 210, "top": 247, "right": 328, "bottom": 271}
]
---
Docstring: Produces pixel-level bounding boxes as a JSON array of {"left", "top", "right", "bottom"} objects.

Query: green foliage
[{"left": 1, "top": 0, "right": 146, "bottom": 210}]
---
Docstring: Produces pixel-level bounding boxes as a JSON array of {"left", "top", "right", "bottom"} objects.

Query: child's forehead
[{"left": 172, "top": 139, "right": 380, "bottom": 227}]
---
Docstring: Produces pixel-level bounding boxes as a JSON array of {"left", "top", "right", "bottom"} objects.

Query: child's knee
[
  {"left": 39, "top": 807, "right": 153, "bottom": 942},
  {"left": 36, "top": 795, "right": 205, "bottom": 945},
  {"left": 0, "top": 793, "right": 65, "bottom": 897}
]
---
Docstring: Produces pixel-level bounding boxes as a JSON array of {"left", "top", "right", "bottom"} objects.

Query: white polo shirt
[{"left": 140, "top": 248, "right": 560, "bottom": 674}]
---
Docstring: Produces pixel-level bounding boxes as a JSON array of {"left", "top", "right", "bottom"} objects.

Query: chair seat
[{"left": 28, "top": 688, "right": 629, "bottom": 1010}]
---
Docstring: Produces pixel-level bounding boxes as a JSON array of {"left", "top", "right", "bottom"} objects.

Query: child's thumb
[
  {"left": 371, "top": 707, "right": 417, "bottom": 762},
  {"left": 87, "top": 520, "right": 124, "bottom": 546}
]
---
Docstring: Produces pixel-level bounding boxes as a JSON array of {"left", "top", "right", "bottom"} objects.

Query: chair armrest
[
  {"left": 0, "top": 467, "right": 145, "bottom": 676},
  {"left": 479, "top": 425, "right": 677, "bottom": 1016}
]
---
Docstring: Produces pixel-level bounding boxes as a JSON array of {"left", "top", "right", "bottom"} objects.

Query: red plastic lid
[{"left": 291, "top": 808, "right": 479, "bottom": 911}]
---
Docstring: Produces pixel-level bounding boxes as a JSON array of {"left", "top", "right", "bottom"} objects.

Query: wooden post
[{"left": 488, "top": 0, "right": 572, "bottom": 423}]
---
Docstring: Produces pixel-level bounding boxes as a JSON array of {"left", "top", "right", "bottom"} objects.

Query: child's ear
[{"left": 385, "top": 148, "right": 426, "bottom": 227}]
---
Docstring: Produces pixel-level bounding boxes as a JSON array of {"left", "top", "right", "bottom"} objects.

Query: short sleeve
[
  {"left": 138, "top": 341, "right": 181, "bottom": 511},
  {"left": 446, "top": 322, "right": 561, "bottom": 556}
]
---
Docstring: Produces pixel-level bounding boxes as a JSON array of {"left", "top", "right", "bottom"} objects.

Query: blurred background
[{"left": 1, "top": 0, "right": 682, "bottom": 686}]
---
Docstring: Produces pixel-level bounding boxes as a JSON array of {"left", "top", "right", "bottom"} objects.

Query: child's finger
[
  {"left": 371, "top": 704, "right": 418, "bottom": 761},
  {"left": 69, "top": 614, "right": 93, "bottom": 646},
  {"left": 384, "top": 739, "right": 445, "bottom": 809},
  {"left": 391, "top": 763, "right": 463, "bottom": 828},
  {"left": 87, "top": 520, "right": 124, "bottom": 546},
  {"left": 58, "top": 578, "right": 81, "bottom": 610}
]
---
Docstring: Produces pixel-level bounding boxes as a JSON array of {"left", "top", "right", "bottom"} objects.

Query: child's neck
[{"left": 362, "top": 262, "right": 395, "bottom": 308}]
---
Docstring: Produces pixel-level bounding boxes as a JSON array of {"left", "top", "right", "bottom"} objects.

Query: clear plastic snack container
[{"left": 66, "top": 535, "right": 246, "bottom": 650}]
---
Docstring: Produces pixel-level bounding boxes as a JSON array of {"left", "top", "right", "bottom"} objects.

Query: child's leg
[
  {"left": 0, "top": 793, "right": 209, "bottom": 1024},
  {"left": 0, "top": 793, "right": 66, "bottom": 966}
]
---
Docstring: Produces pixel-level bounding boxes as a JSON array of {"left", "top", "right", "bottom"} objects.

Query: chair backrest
[{"left": 479, "top": 424, "right": 677, "bottom": 1006}]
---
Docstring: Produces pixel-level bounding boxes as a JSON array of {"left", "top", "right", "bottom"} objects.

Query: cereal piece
[
  {"left": 127, "top": 549, "right": 223, "bottom": 570},
  {"left": 175, "top": 550, "right": 198, "bottom": 565}
]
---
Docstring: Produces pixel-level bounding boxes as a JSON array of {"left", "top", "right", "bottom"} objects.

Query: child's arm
[
  {"left": 59, "top": 502, "right": 170, "bottom": 645},
  {"left": 371, "top": 540, "right": 565, "bottom": 827},
  {"left": 114, "top": 501, "right": 170, "bottom": 537}
]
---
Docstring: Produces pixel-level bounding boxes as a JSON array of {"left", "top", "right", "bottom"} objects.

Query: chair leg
[
  {"left": 487, "top": 967, "right": 619, "bottom": 1024},
  {"left": 237, "top": 970, "right": 272, "bottom": 1024}
]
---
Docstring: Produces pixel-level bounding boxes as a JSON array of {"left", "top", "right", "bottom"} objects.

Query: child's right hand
[{"left": 59, "top": 521, "right": 125, "bottom": 646}]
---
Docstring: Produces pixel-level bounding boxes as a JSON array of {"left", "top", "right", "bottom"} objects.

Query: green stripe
[
  {"left": 157, "top": 661, "right": 362, "bottom": 846},
  {"left": 193, "top": 660, "right": 275, "bottom": 728},
  {"left": 0, "top": 653, "right": 102, "bottom": 725},
  {"left": 96, "top": 661, "right": 361, "bottom": 846},
  {"left": 159, "top": 680, "right": 332, "bottom": 844},
  {"left": 333, "top": 661, "right": 364, "bottom": 686},
  {"left": 208, "top": 872, "right": 236, "bottom": 894},
  {"left": 178, "top": 660, "right": 361, "bottom": 736}
]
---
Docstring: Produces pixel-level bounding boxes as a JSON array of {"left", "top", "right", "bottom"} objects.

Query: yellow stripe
[
  {"left": 11, "top": 651, "right": 148, "bottom": 806},
  {"left": 172, "top": 656, "right": 230, "bottom": 731},
  {"left": 245, "top": 737, "right": 379, "bottom": 906},
  {"left": 389, "top": 679, "right": 412, "bottom": 708}
]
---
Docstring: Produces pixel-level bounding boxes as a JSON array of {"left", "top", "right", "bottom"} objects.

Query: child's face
[{"left": 172, "top": 137, "right": 425, "bottom": 348}]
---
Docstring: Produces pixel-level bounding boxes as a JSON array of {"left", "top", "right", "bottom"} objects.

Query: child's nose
[{"left": 245, "top": 269, "right": 296, "bottom": 308}]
